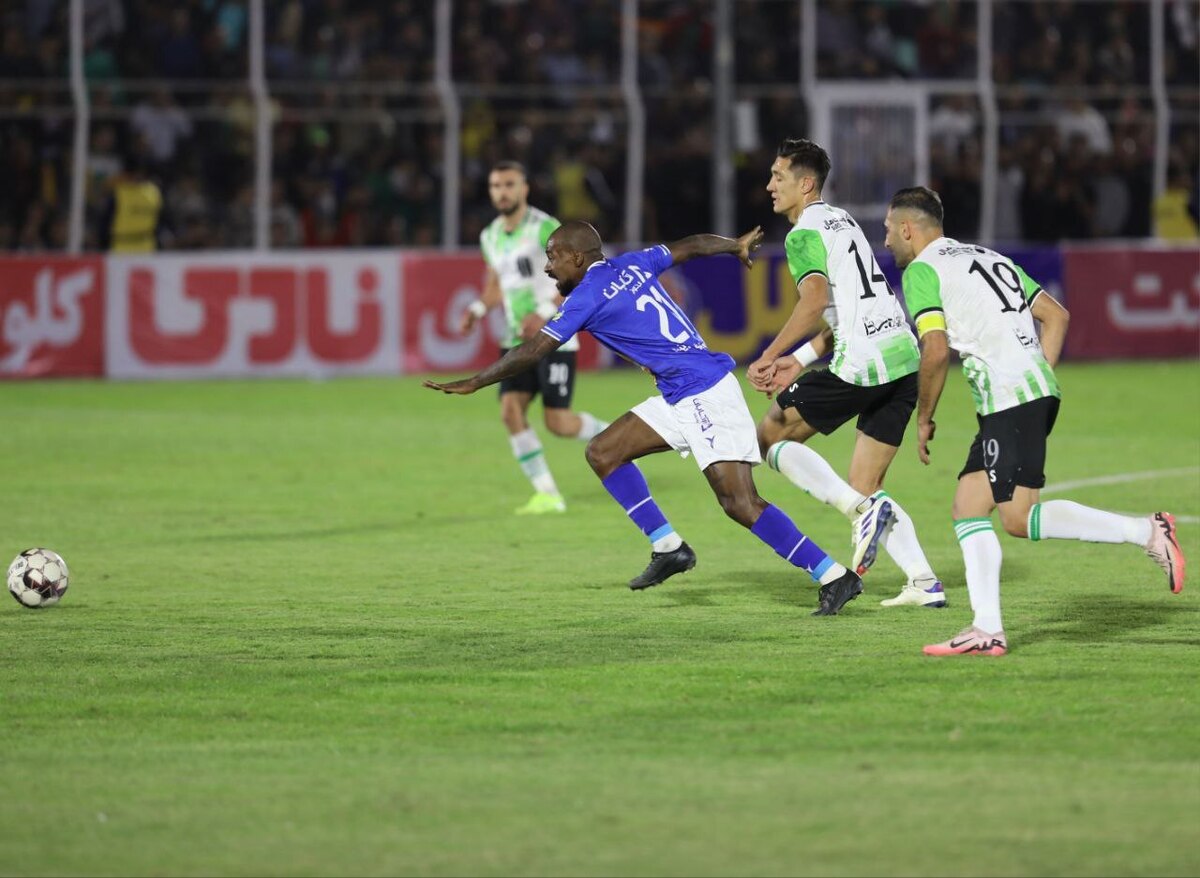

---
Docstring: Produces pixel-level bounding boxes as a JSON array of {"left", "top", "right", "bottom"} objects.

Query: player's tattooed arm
[
  {"left": 667, "top": 226, "right": 764, "bottom": 268},
  {"left": 423, "top": 333, "right": 561, "bottom": 395}
]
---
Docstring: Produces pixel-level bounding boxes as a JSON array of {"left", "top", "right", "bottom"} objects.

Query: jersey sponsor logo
[
  {"left": 861, "top": 313, "right": 907, "bottom": 337},
  {"left": 1013, "top": 328, "right": 1041, "bottom": 350},
  {"left": 603, "top": 264, "right": 654, "bottom": 300},
  {"left": 937, "top": 244, "right": 988, "bottom": 257}
]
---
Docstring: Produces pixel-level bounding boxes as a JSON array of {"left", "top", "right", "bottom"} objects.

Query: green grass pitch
[{"left": 1, "top": 361, "right": 1197, "bottom": 877}]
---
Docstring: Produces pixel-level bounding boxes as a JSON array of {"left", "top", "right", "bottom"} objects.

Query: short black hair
[
  {"left": 776, "top": 139, "right": 831, "bottom": 191},
  {"left": 889, "top": 186, "right": 944, "bottom": 225},
  {"left": 490, "top": 160, "right": 527, "bottom": 178}
]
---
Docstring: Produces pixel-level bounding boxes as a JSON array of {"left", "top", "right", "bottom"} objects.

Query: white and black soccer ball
[{"left": 8, "top": 548, "right": 69, "bottom": 608}]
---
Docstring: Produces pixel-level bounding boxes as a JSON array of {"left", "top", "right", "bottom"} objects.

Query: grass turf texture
[{"left": 1, "top": 361, "right": 1197, "bottom": 877}]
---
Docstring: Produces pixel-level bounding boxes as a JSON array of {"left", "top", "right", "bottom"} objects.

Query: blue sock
[
  {"left": 601, "top": 463, "right": 676, "bottom": 545},
  {"left": 750, "top": 504, "right": 835, "bottom": 582}
]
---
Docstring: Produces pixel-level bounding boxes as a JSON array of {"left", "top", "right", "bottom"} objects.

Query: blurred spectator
[
  {"left": 1054, "top": 91, "right": 1114, "bottom": 156},
  {"left": 1154, "top": 166, "right": 1200, "bottom": 240},
  {"left": 270, "top": 179, "right": 302, "bottom": 248},
  {"left": 131, "top": 87, "right": 193, "bottom": 167},
  {"left": 98, "top": 153, "right": 164, "bottom": 252},
  {"left": 929, "top": 96, "right": 977, "bottom": 158},
  {"left": 0, "top": 0, "right": 1192, "bottom": 250},
  {"left": 1089, "top": 154, "right": 1132, "bottom": 238},
  {"left": 993, "top": 145, "right": 1024, "bottom": 241}
]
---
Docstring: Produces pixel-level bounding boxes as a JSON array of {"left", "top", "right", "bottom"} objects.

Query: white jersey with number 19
[{"left": 902, "top": 237, "right": 1060, "bottom": 416}]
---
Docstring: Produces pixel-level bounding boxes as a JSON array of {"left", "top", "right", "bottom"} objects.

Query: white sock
[
  {"left": 653, "top": 531, "right": 683, "bottom": 553},
  {"left": 574, "top": 412, "right": 609, "bottom": 441},
  {"left": 767, "top": 440, "right": 865, "bottom": 517},
  {"left": 1029, "top": 500, "right": 1153, "bottom": 545},
  {"left": 877, "top": 493, "right": 936, "bottom": 581},
  {"left": 955, "top": 518, "right": 1004, "bottom": 634},
  {"left": 817, "top": 561, "right": 849, "bottom": 585},
  {"left": 509, "top": 428, "right": 559, "bottom": 496}
]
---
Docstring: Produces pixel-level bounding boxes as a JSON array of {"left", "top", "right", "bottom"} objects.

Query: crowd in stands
[{"left": 0, "top": 0, "right": 1195, "bottom": 252}]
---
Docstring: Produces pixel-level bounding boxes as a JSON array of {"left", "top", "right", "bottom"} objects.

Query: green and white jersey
[
  {"left": 479, "top": 206, "right": 576, "bottom": 350},
  {"left": 785, "top": 201, "right": 920, "bottom": 386},
  {"left": 902, "top": 237, "right": 1060, "bottom": 416}
]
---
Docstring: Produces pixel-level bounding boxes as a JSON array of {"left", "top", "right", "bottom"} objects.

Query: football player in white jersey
[
  {"left": 747, "top": 139, "right": 946, "bottom": 609},
  {"left": 885, "top": 186, "right": 1185, "bottom": 656},
  {"left": 460, "top": 161, "right": 609, "bottom": 515}
]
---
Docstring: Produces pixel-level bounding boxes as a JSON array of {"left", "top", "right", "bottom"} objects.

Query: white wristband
[
  {"left": 467, "top": 300, "right": 487, "bottom": 318},
  {"left": 793, "top": 341, "right": 820, "bottom": 367}
]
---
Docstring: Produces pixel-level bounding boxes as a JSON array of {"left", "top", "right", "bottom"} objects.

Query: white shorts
[{"left": 632, "top": 372, "right": 763, "bottom": 472}]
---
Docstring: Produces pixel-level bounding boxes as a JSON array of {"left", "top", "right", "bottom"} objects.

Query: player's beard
[
  {"left": 497, "top": 201, "right": 521, "bottom": 216},
  {"left": 555, "top": 277, "right": 577, "bottom": 295}
]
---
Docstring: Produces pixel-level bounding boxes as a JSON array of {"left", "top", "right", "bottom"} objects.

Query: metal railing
[{"left": 8, "top": 0, "right": 1193, "bottom": 253}]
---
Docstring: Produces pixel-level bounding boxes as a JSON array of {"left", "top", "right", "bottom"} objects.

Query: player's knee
[
  {"left": 584, "top": 436, "right": 615, "bottom": 477},
  {"left": 716, "top": 491, "right": 760, "bottom": 527},
  {"left": 757, "top": 421, "right": 780, "bottom": 456},
  {"left": 543, "top": 411, "right": 574, "bottom": 438},
  {"left": 848, "top": 473, "right": 884, "bottom": 496},
  {"left": 999, "top": 507, "right": 1029, "bottom": 539},
  {"left": 500, "top": 404, "right": 526, "bottom": 433}
]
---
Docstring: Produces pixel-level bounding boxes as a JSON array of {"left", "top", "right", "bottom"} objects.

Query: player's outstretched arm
[
  {"left": 666, "top": 226, "right": 763, "bottom": 268},
  {"left": 915, "top": 330, "right": 950, "bottom": 465},
  {"left": 1031, "top": 293, "right": 1069, "bottom": 367},
  {"left": 747, "top": 275, "right": 830, "bottom": 390},
  {"left": 423, "top": 332, "right": 561, "bottom": 395}
]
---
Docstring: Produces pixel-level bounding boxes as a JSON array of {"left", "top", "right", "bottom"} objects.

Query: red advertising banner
[
  {"left": 105, "top": 253, "right": 401, "bottom": 378},
  {"left": 1063, "top": 247, "right": 1200, "bottom": 359},
  {"left": 400, "top": 253, "right": 601, "bottom": 374},
  {"left": 0, "top": 257, "right": 105, "bottom": 378}
]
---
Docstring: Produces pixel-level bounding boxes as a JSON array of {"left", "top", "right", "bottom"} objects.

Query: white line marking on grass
[
  {"left": 1113, "top": 513, "right": 1199, "bottom": 524},
  {"left": 1042, "top": 467, "right": 1200, "bottom": 495}
]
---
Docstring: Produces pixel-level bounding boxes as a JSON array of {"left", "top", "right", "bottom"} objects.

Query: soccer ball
[{"left": 8, "top": 548, "right": 69, "bottom": 608}]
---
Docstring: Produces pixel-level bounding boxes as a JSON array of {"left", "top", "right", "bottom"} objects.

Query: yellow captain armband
[{"left": 914, "top": 309, "right": 947, "bottom": 338}]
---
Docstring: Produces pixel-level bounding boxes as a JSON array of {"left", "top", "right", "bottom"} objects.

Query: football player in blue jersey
[{"left": 426, "top": 221, "right": 879, "bottom": 615}]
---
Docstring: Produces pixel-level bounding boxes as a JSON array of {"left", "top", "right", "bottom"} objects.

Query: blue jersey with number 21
[{"left": 540, "top": 245, "right": 734, "bottom": 404}]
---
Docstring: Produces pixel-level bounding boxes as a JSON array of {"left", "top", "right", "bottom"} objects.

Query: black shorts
[
  {"left": 775, "top": 369, "right": 918, "bottom": 448},
  {"left": 497, "top": 348, "right": 577, "bottom": 409},
  {"left": 960, "top": 395, "right": 1060, "bottom": 503}
]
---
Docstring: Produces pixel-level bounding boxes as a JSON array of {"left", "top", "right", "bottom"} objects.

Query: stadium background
[
  {"left": 1, "top": 0, "right": 1197, "bottom": 380},
  {"left": 1, "top": 4, "right": 1198, "bottom": 877}
]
